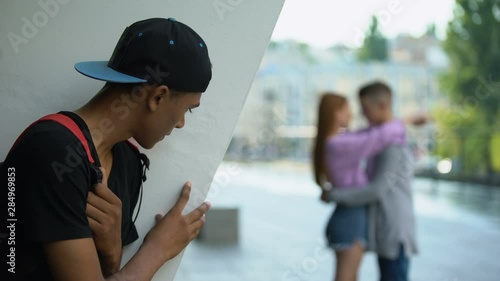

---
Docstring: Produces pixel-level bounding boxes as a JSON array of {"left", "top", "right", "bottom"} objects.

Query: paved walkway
[{"left": 175, "top": 162, "right": 500, "bottom": 281}]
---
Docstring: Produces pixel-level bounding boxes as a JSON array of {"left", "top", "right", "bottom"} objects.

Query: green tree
[
  {"left": 426, "top": 23, "right": 437, "bottom": 37},
  {"left": 434, "top": 105, "right": 491, "bottom": 175},
  {"left": 357, "top": 16, "right": 388, "bottom": 62},
  {"left": 439, "top": 0, "right": 500, "bottom": 176},
  {"left": 298, "top": 42, "right": 317, "bottom": 64}
]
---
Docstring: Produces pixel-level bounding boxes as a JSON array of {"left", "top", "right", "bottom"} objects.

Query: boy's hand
[
  {"left": 86, "top": 167, "right": 123, "bottom": 277},
  {"left": 143, "top": 181, "right": 211, "bottom": 263},
  {"left": 321, "top": 189, "right": 332, "bottom": 203},
  {"left": 404, "top": 113, "right": 431, "bottom": 126}
]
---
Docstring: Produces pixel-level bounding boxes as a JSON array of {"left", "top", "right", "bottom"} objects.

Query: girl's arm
[{"left": 328, "top": 119, "right": 406, "bottom": 164}]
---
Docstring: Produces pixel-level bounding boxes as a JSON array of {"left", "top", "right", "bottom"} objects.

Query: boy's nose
[{"left": 176, "top": 115, "right": 185, "bottom": 129}]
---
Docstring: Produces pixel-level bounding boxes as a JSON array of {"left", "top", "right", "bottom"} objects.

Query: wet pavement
[{"left": 175, "top": 161, "right": 500, "bottom": 281}]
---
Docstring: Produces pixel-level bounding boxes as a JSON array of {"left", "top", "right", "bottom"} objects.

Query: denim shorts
[{"left": 325, "top": 205, "right": 368, "bottom": 250}]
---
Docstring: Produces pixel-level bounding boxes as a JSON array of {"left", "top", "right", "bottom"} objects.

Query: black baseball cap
[{"left": 75, "top": 18, "right": 212, "bottom": 92}]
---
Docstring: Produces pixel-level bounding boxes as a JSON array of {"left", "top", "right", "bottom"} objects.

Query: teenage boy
[{"left": 3, "top": 18, "right": 212, "bottom": 281}]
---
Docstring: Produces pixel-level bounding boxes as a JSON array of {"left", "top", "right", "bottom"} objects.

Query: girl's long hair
[{"left": 313, "top": 93, "right": 347, "bottom": 187}]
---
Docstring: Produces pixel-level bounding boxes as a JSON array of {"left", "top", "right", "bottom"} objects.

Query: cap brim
[{"left": 74, "top": 61, "right": 147, "bottom": 83}]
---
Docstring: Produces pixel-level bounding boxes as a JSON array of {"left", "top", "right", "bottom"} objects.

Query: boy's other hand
[
  {"left": 86, "top": 167, "right": 123, "bottom": 276},
  {"left": 321, "top": 189, "right": 333, "bottom": 203},
  {"left": 404, "top": 113, "right": 432, "bottom": 126}
]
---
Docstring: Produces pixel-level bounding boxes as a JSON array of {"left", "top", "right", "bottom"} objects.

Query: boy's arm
[
  {"left": 45, "top": 183, "right": 210, "bottom": 281},
  {"left": 331, "top": 146, "right": 406, "bottom": 206}
]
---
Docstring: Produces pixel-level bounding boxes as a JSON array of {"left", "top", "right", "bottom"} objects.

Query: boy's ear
[{"left": 147, "top": 85, "right": 170, "bottom": 112}]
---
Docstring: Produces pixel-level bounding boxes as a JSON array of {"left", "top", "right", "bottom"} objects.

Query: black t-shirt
[{"left": 2, "top": 111, "right": 145, "bottom": 281}]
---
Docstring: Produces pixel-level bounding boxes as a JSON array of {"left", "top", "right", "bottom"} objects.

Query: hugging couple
[{"left": 313, "top": 81, "right": 426, "bottom": 281}]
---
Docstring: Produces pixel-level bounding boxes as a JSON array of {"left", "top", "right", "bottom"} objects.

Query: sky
[{"left": 271, "top": 0, "right": 456, "bottom": 48}]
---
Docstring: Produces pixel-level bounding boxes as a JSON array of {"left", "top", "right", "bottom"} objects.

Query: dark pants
[{"left": 378, "top": 244, "right": 410, "bottom": 281}]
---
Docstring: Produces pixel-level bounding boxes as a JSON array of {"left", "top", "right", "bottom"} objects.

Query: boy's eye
[{"left": 188, "top": 108, "right": 193, "bottom": 113}]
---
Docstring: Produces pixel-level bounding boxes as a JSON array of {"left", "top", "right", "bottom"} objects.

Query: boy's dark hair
[
  {"left": 359, "top": 81, "right": 392, "bottom": 102},
  {"left": 103, "top": 82, "right": 190, "bottom": 99}
]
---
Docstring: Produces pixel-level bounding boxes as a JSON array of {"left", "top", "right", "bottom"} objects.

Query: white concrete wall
[{"left": 0, "top": 0, "right": 284, "bottom": 280}]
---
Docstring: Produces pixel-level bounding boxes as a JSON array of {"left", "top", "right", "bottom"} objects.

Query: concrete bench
[{"left": 198, "top": 206, "right": 239, "bottom": 244}]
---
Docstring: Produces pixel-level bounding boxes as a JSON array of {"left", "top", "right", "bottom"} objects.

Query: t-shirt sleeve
[
  {"left": 9, "top": 129, "right": 93, "bottom": 243},
  {"left": 123, "top": 223, "right": 139, "bottom": 246},
  {"left": 120, "top": 143, "right": 143, "bottom": 246},
  {"left": 123, "top": 178, "right": 140, "bottom": 246}
]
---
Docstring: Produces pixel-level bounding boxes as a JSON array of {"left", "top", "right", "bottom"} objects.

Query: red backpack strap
[
  {"left": 8, "top": 113, "right": 95, "bottom": 164},
  {"left": 40, "top": 114, "right": 95, "bottom": 164}
]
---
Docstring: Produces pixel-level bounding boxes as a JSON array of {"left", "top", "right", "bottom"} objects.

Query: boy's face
[
  {"left": 135, "top": 87, "right": 202, "bottom": 149},
  {"left": 161, "top": 91, "right": 202, "bottom": 135},
  {"left": 360, "top": 97, "right": 388, "bottom": 125}
]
